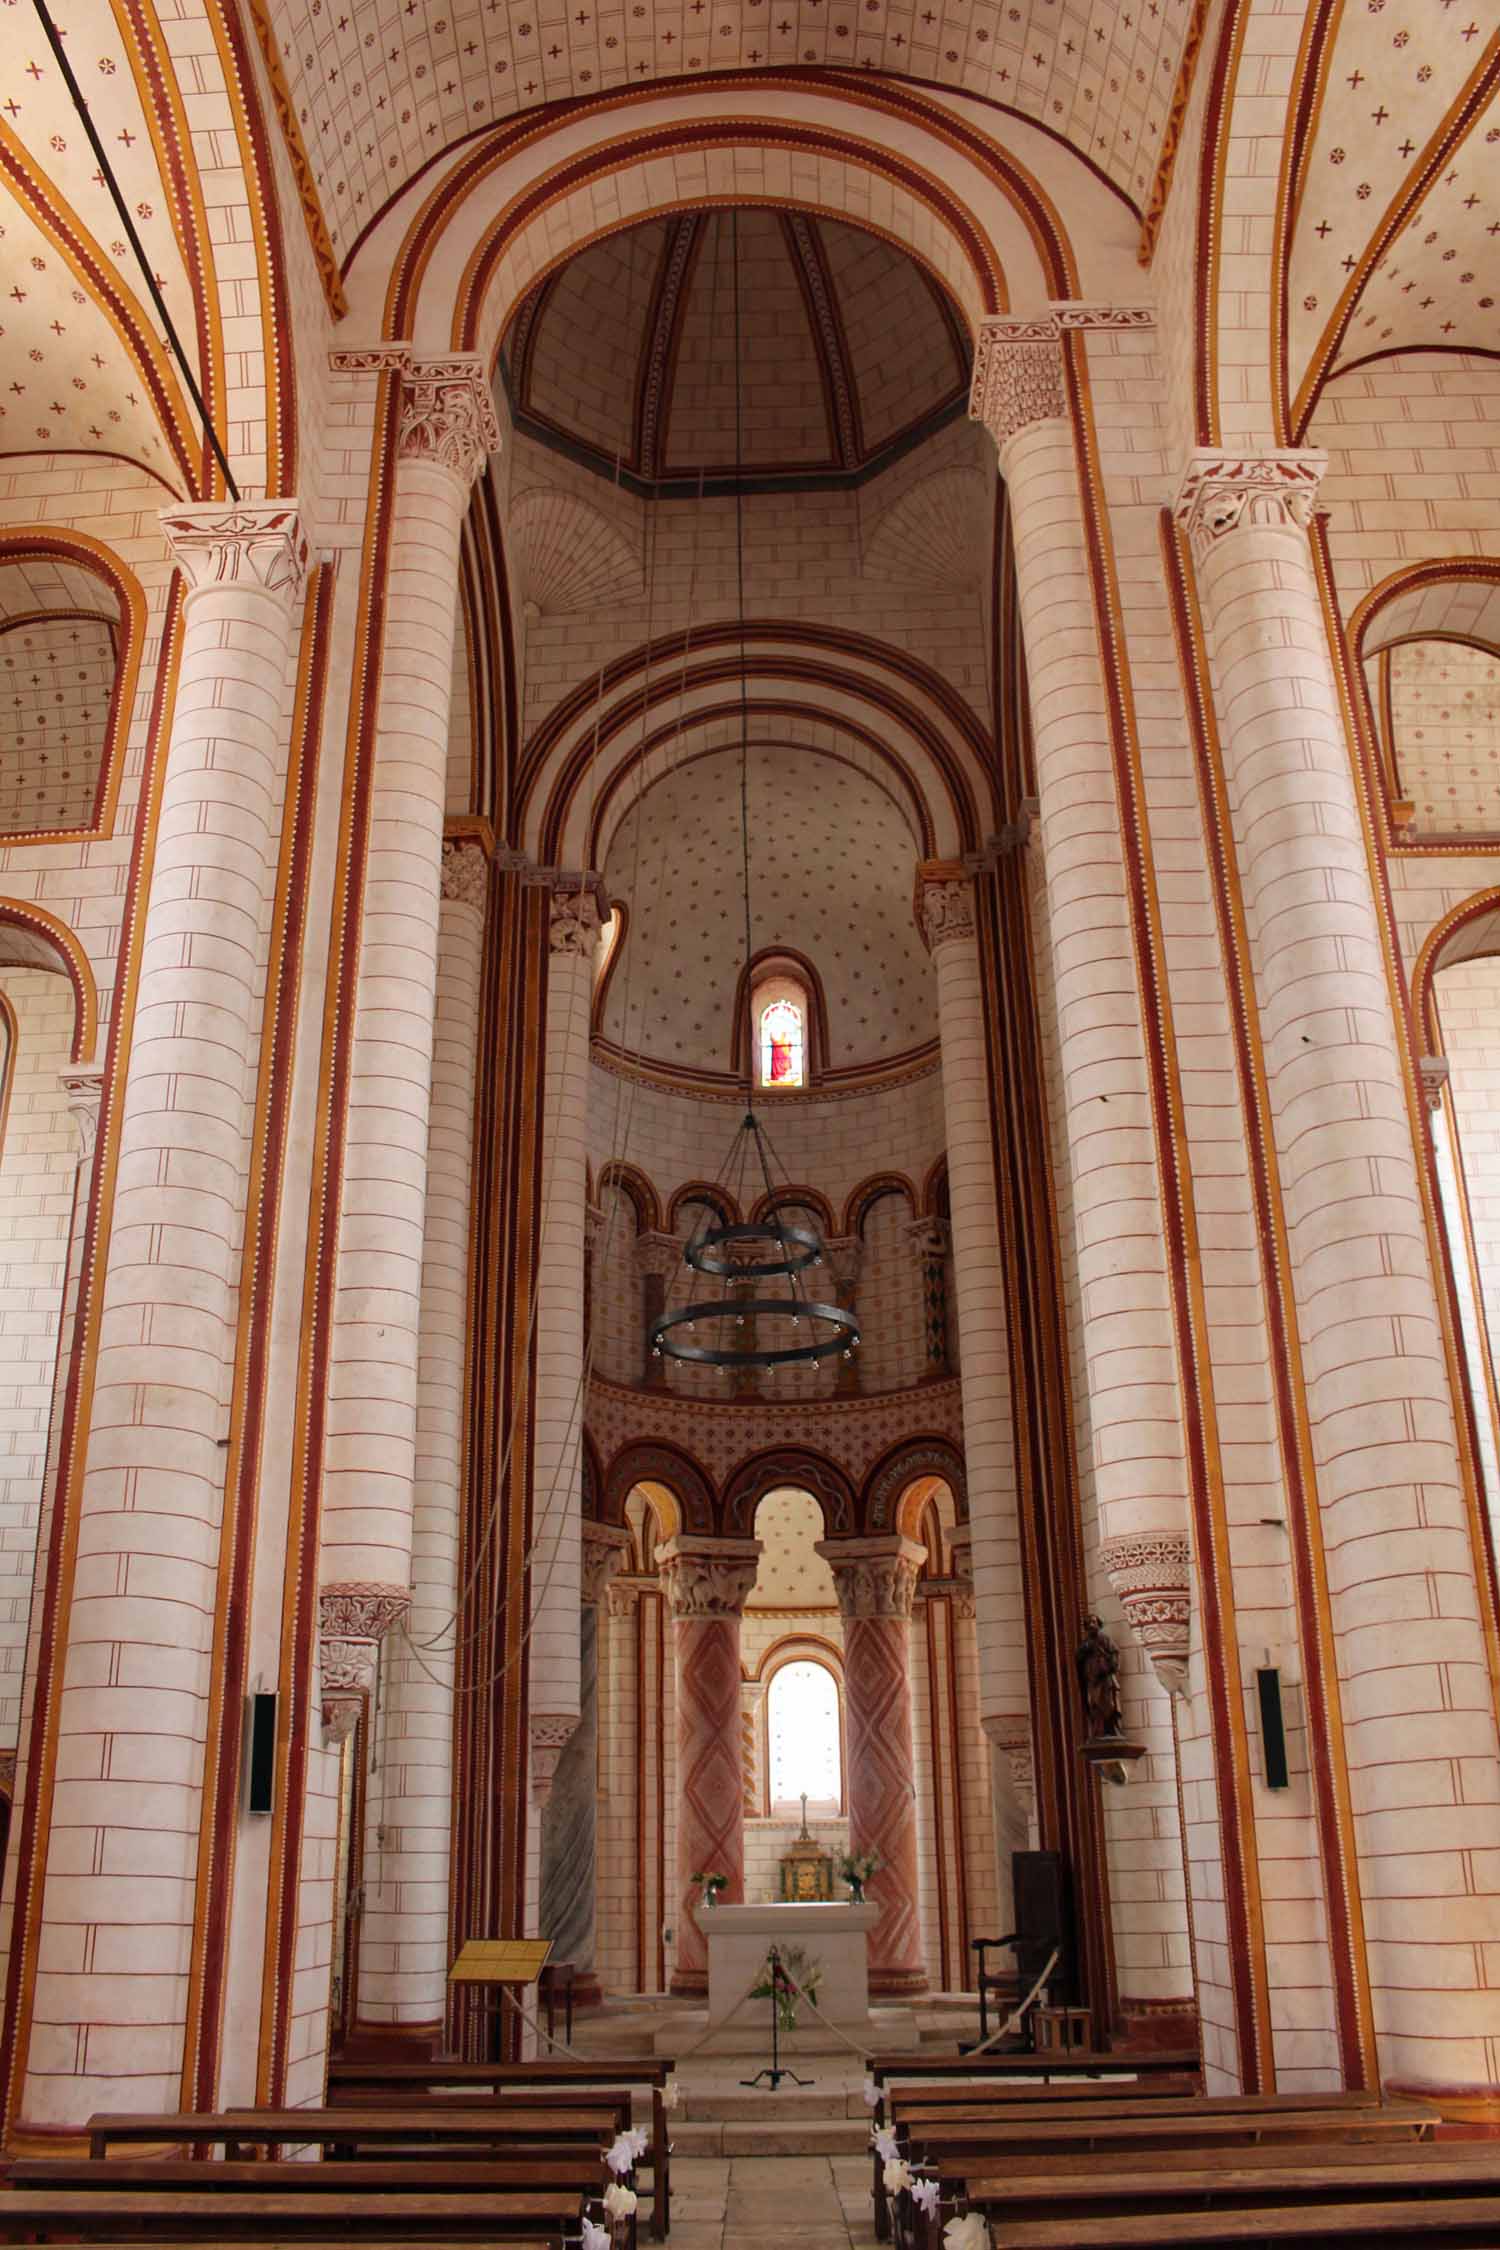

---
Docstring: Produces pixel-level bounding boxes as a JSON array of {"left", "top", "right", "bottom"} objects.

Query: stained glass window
[
  {"left": 759, "top": 995, "right": 804, "bottom": 1088},
  {"left": 768, "top": 1660, "right": 841, "bottom": 1810}
]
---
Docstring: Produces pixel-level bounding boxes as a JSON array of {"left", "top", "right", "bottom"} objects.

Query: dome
[{"left": 501, "top": 208, "right": 971, "bottom": 491}]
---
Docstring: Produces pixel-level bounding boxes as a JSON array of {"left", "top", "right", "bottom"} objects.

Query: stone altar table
[{"left": 697, "top": 1900, "right": 880, "bottom": 2029}]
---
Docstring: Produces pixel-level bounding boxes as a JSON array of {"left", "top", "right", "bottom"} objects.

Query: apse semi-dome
[{"left": 501, "top": 208, "right": 971, "bottom": 490}]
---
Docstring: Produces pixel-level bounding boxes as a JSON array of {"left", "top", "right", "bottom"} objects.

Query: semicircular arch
[{"left": 721, "top": 1449, "right": 857, "bottom": 1539}]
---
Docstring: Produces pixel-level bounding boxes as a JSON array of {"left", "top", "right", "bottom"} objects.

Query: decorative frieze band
[
  {"left": 1099, "top": 1532, "right": 1192, "bottom": 1696},
  {"left": 1172, "top": 451, "right": 1326, "bottom": 563},
  {"left": 318, "top": 1581, "right": 411, "bottom": 1742},
  {"left": 160, "top": 500, "right": 309, "bottom": 607},
  {"left": 657, "top": 1536, "right": 763, "bottom": 1619},
  {"left": 816, "top": 1535, "right": 926, "bottom": 1621}
]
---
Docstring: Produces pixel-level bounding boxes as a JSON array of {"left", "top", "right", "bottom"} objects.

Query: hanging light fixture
[{"left": 646, "top": 213, "right": 861, "bottom": 1379}]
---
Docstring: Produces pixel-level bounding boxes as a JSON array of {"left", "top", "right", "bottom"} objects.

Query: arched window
[
  {"left": 759, "top": 993, "right": 805, "bottom": 1088},
  {"left": 767, "top": 1658, "right": 841, "bottom": 1811}
]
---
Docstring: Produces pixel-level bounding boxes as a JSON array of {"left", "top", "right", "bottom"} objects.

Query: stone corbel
[
  {"left": 530, "top": 1712, "right": 580, "bottom": 1806},
  {"left": 1418, "top": 1055, "right": 1451, "bottom": 1114},
  {"left": 982, "top": 1712, "right": 1036, "bottom": 1813},
  {"left": 319, "top": 1582, "right": 411, "bottom": 1743},
  {"left": 1099, "top": 1533, "right": 1193, "bottom": 1698}
]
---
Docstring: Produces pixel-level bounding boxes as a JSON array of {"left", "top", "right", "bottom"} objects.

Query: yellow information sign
[{"left": 448, "top": 1938, "right": 553, "bottom": 1986}]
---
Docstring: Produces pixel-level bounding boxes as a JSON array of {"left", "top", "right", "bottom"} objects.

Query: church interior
[{"left": 0, "top": 0, "right": 1499, "bottom": 2241}]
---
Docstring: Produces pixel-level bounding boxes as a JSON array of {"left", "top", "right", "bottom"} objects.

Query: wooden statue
[{"left": 1075, "top": 1613, "right": 1124, "bottom": 1741}]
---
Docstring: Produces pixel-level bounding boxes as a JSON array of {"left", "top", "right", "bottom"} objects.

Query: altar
[{"left": 696, "top": 1899, "right": 880, "bottom": 2029}]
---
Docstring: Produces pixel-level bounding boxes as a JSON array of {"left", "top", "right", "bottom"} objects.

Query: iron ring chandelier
[{"left": 649, "top": 1204, "right": 861, "bottom": 1371}]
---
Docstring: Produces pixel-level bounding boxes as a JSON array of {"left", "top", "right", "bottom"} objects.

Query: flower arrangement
[
  {"left": 691, "top": 1869, "right": 728, "bottom": 1906},
  {"left": 751, "top": 1942, "right": 822, "bottom": 2032},
  {"left": 839, "top": 1847, "right": 882, "bottom": 1903}
]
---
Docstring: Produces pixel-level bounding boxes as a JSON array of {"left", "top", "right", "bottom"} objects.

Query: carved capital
[
  {"left": 950, "top": 1531, "right": 976, "bottom": 1622},
  {"left": 582, "top": 1522, "right": 632, "bottom": 1606},
  {"left": 1099, "top": 1532, "right": 1192, "bottom": 1695},
  {"left": 634, "top": 1230, "right": 685, "bottom": 1283},
  {"left": 548, "top": 886, "right": 604, "bottom": 958},
  {"left": 968, "top": 317, "right": 1065, "bottom": 454},
  {"left": 59, "top": 1064, "right": 103, "bottom": 1161},
  {"left": 606, "top": 1572, "right": 649, "bottom": 1620},
  {"left": 822, "top": 1233, "right": 863, "bottom": 1294},
  {"left": 161, "top": 500, "right": 308, "bottom": 608},
  {"left": 1172, "top": 450, "right": 1326, "bottom": 564},
  {"left": 318, "top": 1581, "right": 410, "bottom": 1739},
  {"left": 905, "top": 1215, "right": 949, "bottom": 1266},
  {"left": 658, "top": 1535, "right": 762, "bottom": 1619},
  {"left": 397, "top": 354, "right": 501, "bottom": 486},
  {"left": 441, "top": 836, "right": 489, "bottom": 909},
  {"left": 918, "top": 870, "right": 977, "bottom": 955},
  {"left": 530, "top": 1712, "right": 579, "bottom": 1806},
  {"left": 1418, "top": 1055, "right": 1451, "bottom": 1113},
  {"left": 816, "top": 1534, "right": 926, "bottom": 1621}
]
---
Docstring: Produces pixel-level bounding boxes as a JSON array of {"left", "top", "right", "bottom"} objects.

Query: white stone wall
[{"left": 0, "top": 970, "right": 79, "bottom": 1749}]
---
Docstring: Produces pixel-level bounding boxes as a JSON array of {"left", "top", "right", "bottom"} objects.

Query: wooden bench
[
  {"left": 950, "top": 2146, "right": 1500, "bottom": 2224},
  {"left": 880, "top": 2098, "right": 1432, "bottom": 2243},
  {"left": 869, "top": 2047, "right": 1200, "bottom": 2091},
  {"left": 980, "top": 2199, "right": 1500, "bottom": 2247},
  {"left": 329, "top": 2057, "right": 674, "bottom": 2235},
  {"left": 0, "top": 2187, "right": 581, "bottom": 2243},
  {"left": 85, "top": 2103, "right": 625, "bottom": 2161}
]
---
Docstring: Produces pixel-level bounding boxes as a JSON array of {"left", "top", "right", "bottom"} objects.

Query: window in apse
[
  {"left": 759, "top": 995, "right": 805, "bottom": 1088},
  {"left": 768, "top": 1659, "right": 841, "bottom": 1811}
]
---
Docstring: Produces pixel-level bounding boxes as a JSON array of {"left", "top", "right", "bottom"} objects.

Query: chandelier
[{"left": 645, "top": 213, "right": 861, "bottom": 1378}]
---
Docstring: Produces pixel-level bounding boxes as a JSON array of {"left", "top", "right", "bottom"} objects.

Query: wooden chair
[{"left": 539, "top": 1959, "right": 578, "bottom": 2045}]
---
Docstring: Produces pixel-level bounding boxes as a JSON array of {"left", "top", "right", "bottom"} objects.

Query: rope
[
  {"left": 773, "top": 1959, "right": 882, "bottom": 2063},
  {"left": 965, "top": 1946, "right": 1060, "bottom": 2056}
]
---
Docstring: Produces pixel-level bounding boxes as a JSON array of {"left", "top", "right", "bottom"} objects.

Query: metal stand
[{"left": 741, "top": 1947, "right": 812, "bottom": 2090}]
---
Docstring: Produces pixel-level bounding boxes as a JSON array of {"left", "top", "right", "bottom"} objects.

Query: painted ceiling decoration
[
  {"left": 260, "top": 0, "right": 1202, "bottom": 264},
  {"left": 600, "top": 738, "right": 930, "bottom": 1076},
  {"left": 501, "top": 208, "right": 970, "bottom": 492},
  {"left": 1284, "top": 10, "right": 1500, "bottom": 430}
]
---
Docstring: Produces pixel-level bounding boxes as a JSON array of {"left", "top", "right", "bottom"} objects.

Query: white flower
[
  {"left": 604, "top": 2182, "right": 639, "bottom": 2220},
  {"left": 883, "top": 2159, "right": 914, "bottom": 2196},
  {"left": 604, "top": 2133, "right": 636, "bottom": 2176},
  {"left": 862, "top": 2075, "right": 881, "bottom": 2110},
  {"left": 584, "top": 2221, "right": 612, "bottom": 2250},
  {"left": 626, "top": 2124, "right": 649, "bottom": 2160},
  {"left": 664, "top": 2077, "right": 682, "bottom": 2112},
  {"left": 943, "top": 2212, "right": 989, "bottom": 2250},
  {"left": 911, "top": 2177, "right": 942, "bottom": 2218},
  {"left": 871, "top": 2126, "right": 899, "bottom": 2162}
]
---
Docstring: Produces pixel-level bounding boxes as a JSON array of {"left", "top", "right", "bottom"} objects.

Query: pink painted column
[
  {"left": 818, "top": 1536, "right": 929, "bottom": 1999},
  {"left": 657, "top": 1536, "right": 760, "bottom": 1999},
  {"left": 357, "top": 837, "right": 488, "bottom": 2029},
  {"left": 318, "top": 355, "right": 498, "bottom": 1699},
  {"left": 1175, "top": 450, "right": 1500, "bottom": 2099},
  {"left": 20, "top": 503, "right": 307, "bottom": 2126}
]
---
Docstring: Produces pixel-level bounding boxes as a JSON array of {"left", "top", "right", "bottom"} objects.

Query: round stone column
[
  {"left": 918, "top": 874, "right": 1030, "bottom": 1742},
  {"left": 970, "top": 323, "right": 1193, "bottom": 1682},
  {"left": 817, "top": 1535, "right": 929, "bottom": 1999},
  {"left": 356, "top": 836, "right": 488, "bottom": 2030},
  {"left": 319, "top": 355, "right": 497, "bottom": 1643},
  {"left": 540, "top": 1522, "right": 632, "bottom": 2007},
  {"left": 658, "top": 1535, "right": 761, "bottom": 1998},
  {"left": 528, "top": 882, "right": 604, "bottom": 1930},
  {"left": 21, "top": 503, "right": 307, "bottom": 2124},
  {"left": 1175, "top": 450, "right": 1500, "bottom": 2097}
]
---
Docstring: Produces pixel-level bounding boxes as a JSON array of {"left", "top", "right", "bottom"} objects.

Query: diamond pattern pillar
[
  {"left": 658, "top": 1536, "right": 760, "bottom": 1998},
  {"left": 818, "top": 1535, "right": 928, "bottom": 1998}
]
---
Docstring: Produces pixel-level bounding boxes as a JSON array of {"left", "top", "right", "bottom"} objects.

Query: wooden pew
[
  {"left": 868, "top": 2047, "right": 1200, "bottom": 2097},
  {"left": 328, "top": 2056, "right": 674, "bottom": 2235},
  {"left": 877, "top": 2094, "right": 1429, "bottom": 2240},
  {"left": 948, "top": 2146, "right": 1500, "bottom": 2227},
  {"left": 0, "top": 2186, "right": 581, "bottom": 2243},
  {"left": 85, "top": 2102, "right": 623, "bottom": 2160},
  {"left": 980, "top": 2199, "right": 1500, "bottom": 2246}
]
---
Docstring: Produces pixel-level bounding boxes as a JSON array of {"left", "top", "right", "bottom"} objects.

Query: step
[
  {"left": 685, "top": 2086, "right": 863, "bottom": 2122},
  {"left": 673, "top": 2117, "right": 872, "bottom": 2157}
]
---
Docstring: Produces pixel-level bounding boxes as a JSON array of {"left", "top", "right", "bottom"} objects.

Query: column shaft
[
  {"left": 1178, "top": 451, "right": 1500, "bottom": 2095},
  {"left": 23, "top": 505, "right": 305, "bottom": 2124},
  {"left": 357, "top": 848, "right": 487, "bottom": 2027},
  {"left": 659, "top": 1537, "right": 760, "bottom": 1998},
  {"left": 819, "top": 1537, "right": 928, "bottom": 1998}
]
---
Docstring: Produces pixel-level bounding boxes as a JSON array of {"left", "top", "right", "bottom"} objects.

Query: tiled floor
[{"left": 671, "top": 2151, "right": 879, "bottom": 2250}]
